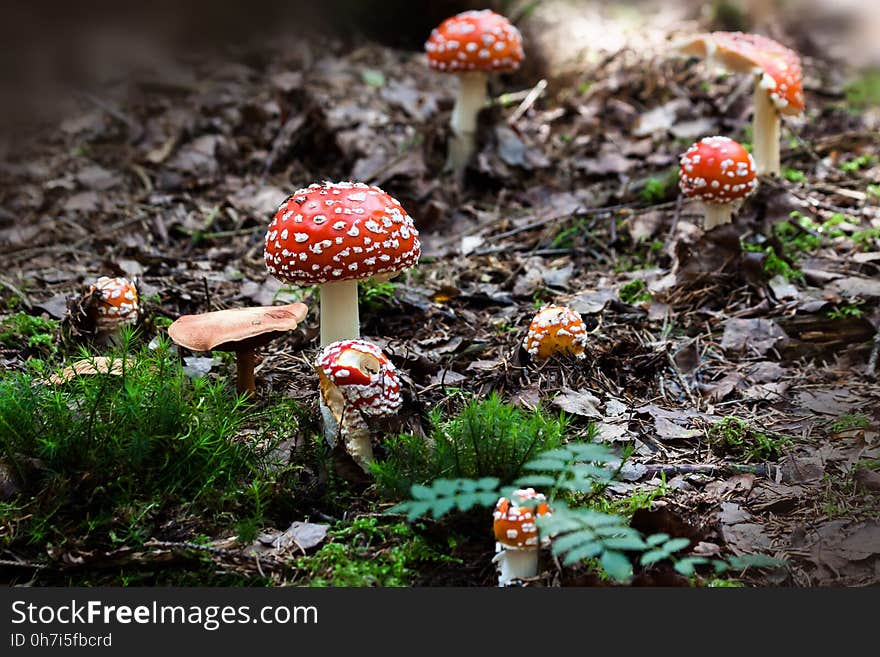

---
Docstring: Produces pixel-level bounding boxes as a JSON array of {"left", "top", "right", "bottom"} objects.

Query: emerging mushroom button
[
  {"left": 91, "top": 276, "right": 139, "bottom": 330},
  {"left": 425, "top": 9, "right": 524, "bottom": 73},
  {"left": 523, "top": 305, "right": 589, "bottom": 360},
  {"left": 493, "top": 488, "right": 551, "bottom": 549},
  {"left": 315, "top": 339, "right": 402, "bottom": 471}
]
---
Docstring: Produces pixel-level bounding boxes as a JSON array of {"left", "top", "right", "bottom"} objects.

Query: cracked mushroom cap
[
  {"left": 493, "top": 488, "right": 551, "bottom": 550},
  {"left": 264, "top": 181, "right": 420, "bottom": 286},
  {"left": 91, "top": 276, "right": 139, "bottom": 330},
  {"left": 679, "top": 136, "right": 758, "bottom": 204},
  {"left": 167, "top": 303, "right": 308, "bottom": 352},
  {"left": 316, "top": 339, "right": 402, "bottom": 418},
  {"left": 679, "top": 31, "right": 804, "bottom": 115},
  {"left": 425, "top": 9, "right": 524, "bottom": 73},
  {"left": 523, "top": 305, "right": 589, "bottom": 360}
]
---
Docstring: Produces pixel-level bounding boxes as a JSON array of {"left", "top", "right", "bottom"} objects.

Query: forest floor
[{"left": 1, "top": 2, "right": 878, "bottom": 587}]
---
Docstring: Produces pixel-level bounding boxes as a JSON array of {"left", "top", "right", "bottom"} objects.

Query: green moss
[
  {"left": 844, "top": 71, "right": 880, "bottom": 110},
  {"left": 709, "top": 417, "right": 790, "bottom": 462},
  {"left": 0, "top": 312, "right": 59, "bottom": 355},
  {"left": 782, "top": 168, "right": 806, "bottom": 183},
  {"left": 294, "top": 518, "right": 455, "bottom": 587},
  {"left": 619, "top": 279, "right": 652, "bottom": 305}
]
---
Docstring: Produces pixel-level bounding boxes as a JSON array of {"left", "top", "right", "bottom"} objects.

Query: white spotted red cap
[
  {"left": 91, "top": 276, "right": 139, "bottom": 331},
  {"left": 523, "top": 305, "right": 589, "bottom": 360},
  {"left": 315, "top": 339, "right": 402, "bottom": 417},
  {"left": 425, "top": 9, "right": 524, "bottom": 74},
  {"left": 679, "top": 136, "right": 757, "bottom": 204},
  {"left": 264, "top": 181, "right": 420, "bottom": 286}
]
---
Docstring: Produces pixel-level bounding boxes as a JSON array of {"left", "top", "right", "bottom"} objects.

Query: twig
[
  {"left": 507, "top": 79, "right": 547, "bottom": 124},
  {"left": 867, "top": 330, "right": 880, "bottom": 377},
  {"left": 636, "top": 463, "right": 774, "bottom": 478}
]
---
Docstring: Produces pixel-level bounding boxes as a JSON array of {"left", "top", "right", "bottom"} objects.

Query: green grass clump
[
  {"left": 840, "top": 154, "right": 877, "bottom": 173},
  {"left": 371, "top": 393, "right": 565, "bottom": 497},
  {"left": 709, "top": 417, "right": 790, "bottom": 462},
  {"left": 830, "top": 413, "right": 872, "bottom": 433},
  {"left": 782, "top": 168, "right": 806, "bottom": 183},
  {"left": 844, "top": 71, "right": 880, "bottom": 110},
  {"left": 640, "top": 168, "right": 678, "bottom": 204},
  {"left": 0, "top": 338, "right": 298, "bottom": 550},
  {"left": 0, "top": 312, "right": 59, "bottom": 355},
  {"left": 294, "top": 517, "right": 454, "bottom": 587},
  {"left": 359, "top": 279, "right": 396, "bottom": 313},
  {"left": 619, "top": 279, "right": 652, "bottom": 305},
  {"left": 853, "top": 227, "right": 880, "bottom": 250}
]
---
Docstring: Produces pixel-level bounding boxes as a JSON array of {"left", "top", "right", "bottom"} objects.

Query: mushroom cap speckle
[
  {"left": 679, "top": 136, "right": 757, "bottom": 204},
  {"left": 493, "top": 488, "right": 551, "bottom": 550},
  {"left": 91, "top": 276, "right": 139, "bottom": 330},
  {"left": 167, "top": 303, "right": 308, "bottom": 352},
  {"left": 523, "top": 305, "right": 589, "bottom": 360},
  {"left": 425, "top": 9, "right": 524, "bottom": 73},
  {"left": 679, "top": 31, "right": 804, "bottom": 115},
  {"left": 316, "top": 339, "right": 402, "bottom": 418},
  {"left": 264, "top": 181, "right": 420, "bottom": 286}
]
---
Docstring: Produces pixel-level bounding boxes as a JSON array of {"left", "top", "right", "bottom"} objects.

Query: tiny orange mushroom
[
  {"left": 523, "top": 305, "right": 589, "bottom": 360},
  {"left": 492, "top": 488, "right": 552, "bottom": 586}
]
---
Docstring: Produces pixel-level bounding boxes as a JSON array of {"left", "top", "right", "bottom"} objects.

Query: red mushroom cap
[
  {"left": 264, "top": 182, "right": 420, "bottom": 286},
  {"left": 679, "top": 136, "right": 757, "bottom": 204},
  {"left": 523, "top": 305, "right": 589, "bottom": 360},
  {"left": 91, "top": 276, "right": 139, "bottom": 330},
  {"left": 316, "top": 339, "right": 402, "bottom": 417},
  {"left": 425, "top": 9, "right": 524, "bottom": 73},
  {"left": 493, "top": 488, "right": 552, "bottom": 549},
  {"left": 681, "top": 31, "right": 804, "bottom": 115}
]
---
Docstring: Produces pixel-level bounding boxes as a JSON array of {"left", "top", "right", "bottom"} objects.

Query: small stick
[
  {"left": 636, "top": 463, "right": 773, "bottom": 478},
  {"left": 867, "top": 330, "right": 880, "bottom": 377},
  {"left": 507, "top": 79, "right": 548, "bottom": 124}
]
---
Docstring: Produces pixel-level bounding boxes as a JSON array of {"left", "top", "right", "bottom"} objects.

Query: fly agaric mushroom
[
  {"left": 677, "top": 32, "right": 804, "bottom": 176},
  {"left": 167, "top": 303, "right": 308, "bottom": 397},
  {"left": 523, "top": 305, "right": 589, "bottom": 360},
  {"left": 425, "top": 9, "right": 524, "bottom": 176},
  {"left": 315, "top": 339, "right": 402, "bottom": 472},
  {"left": 264, "top": 182, "right": 420, "bottom": 347},
  {"left": 89, "top": 276, "right": 139, "bottom": 343},
  {"left": 492, "top": 488, "right": 552, "bottom": 586},
  {"left": 679, "top": 136, "right": 758, "bottom": 230}
]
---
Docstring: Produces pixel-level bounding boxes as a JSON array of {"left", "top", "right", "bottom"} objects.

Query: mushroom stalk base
[
  {"left": 702, "top": 203, "right": 733, "bottom": 231},
  {"left": 236, "top": 349, "right": 256, "bottom": 397},
  {"left": 447, "top": 72, "right": 489, "bottom": 176},
  {"left": 320, "top": 280, "right": 360, "bottom": 347},
  {"left": 753, "top": 85, "right": 781, "bottom": 176},
  {"left": 492, "top": 546, "right": 538, "bottom": 586}
]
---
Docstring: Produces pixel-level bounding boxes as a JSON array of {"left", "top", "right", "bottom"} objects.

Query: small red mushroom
[
  {"left": 90, "top": 276, "right": 139, "bottom": 343},
  {"left": 677, "top": 32, "right": 804, "bottom": 176},
  {"left": 679, "top": 136, "right": 758, "bottom": 230},
  {"left": 264, "top": 182, "right": 420, "bottom": 347},
  {"left": 315, "top": 339, "right": 402, "bottom": 471},
  {"left": 425, "top": 10, "right": 524, "bottom": 176},
  {"left": 492, "top": 488, "right": 552, "bottom": 586},
  {"left": 523, "top": 305, "right": 589, "bottom": 360}
]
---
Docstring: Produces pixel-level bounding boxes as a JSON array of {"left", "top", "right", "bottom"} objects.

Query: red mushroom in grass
[
  {"left": 315, "top": 339, "right": 402, "bottom": 472},
  {"left": 264, "top": 182, "right": 420, "bottom": 347},
  {"left": 677, "top": 32, "right": 804, "bottom": 176},
  {"left": 89, "top": 276, "right": 140, "bottom": 344},
  {"left": 167, "top": 303, "right": 308, "bottom": 397},
  {"left": 679, "top": 136, "right": 758, "bottom": 230},
  {"left": 425, "top": 9, "right": 524, "bottom": 176},
  {"left": 523, "top": 305, "right": 589, "bottom": 361},
  {"left": 492, "top": 488, "right": 552, "bottom": 586}
]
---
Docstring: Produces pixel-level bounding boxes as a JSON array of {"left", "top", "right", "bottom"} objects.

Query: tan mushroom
[{"left": 167, "top": 303, "right": 308, "bottom": 396}]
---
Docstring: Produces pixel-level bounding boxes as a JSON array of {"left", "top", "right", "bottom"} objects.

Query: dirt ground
[{"left": 1, "top": 0, "right": 878, "bottom": 586}]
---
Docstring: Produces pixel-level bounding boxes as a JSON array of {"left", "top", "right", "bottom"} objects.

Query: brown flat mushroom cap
[{"left": 167, "top": 303, "right": 308, "bottom": 352}]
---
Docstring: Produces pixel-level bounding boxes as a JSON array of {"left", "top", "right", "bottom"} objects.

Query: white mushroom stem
[
  {"left": 752, "top": 82, "right": 781, "bottom": 176},
  {"left": 492, "top": 545, "right": 538, "bottom": 587},
  {"left": 702, "top": 203, "right": 734, "bottom": 230},
  {"left": 447, "top": 71, "right": 489, "bottom": 175},
  {"left": 340, "top": 412, "right": 375, "bottom": 473},
  {"left": 319, "top": 280, "right": 360, "bottom": 347}
]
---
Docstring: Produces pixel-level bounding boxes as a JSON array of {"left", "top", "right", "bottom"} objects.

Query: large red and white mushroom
[
  {"left": 425, "top": 9, "right": 524, "bottom": 175},
  {"left": 679, "top": 136, "right": 758, "bottom": 230},
  {"left": 492, "top": 488, "right": 552, "bottom": 586},
  {"left": 264, "top": 182, "right": 420, "bottom": 347},
  {"left": 315, "top": 339, "right": 402, "bottom": 471},
  {"left": 677, "top": 32, "right": 804, "bottom": 176}
]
